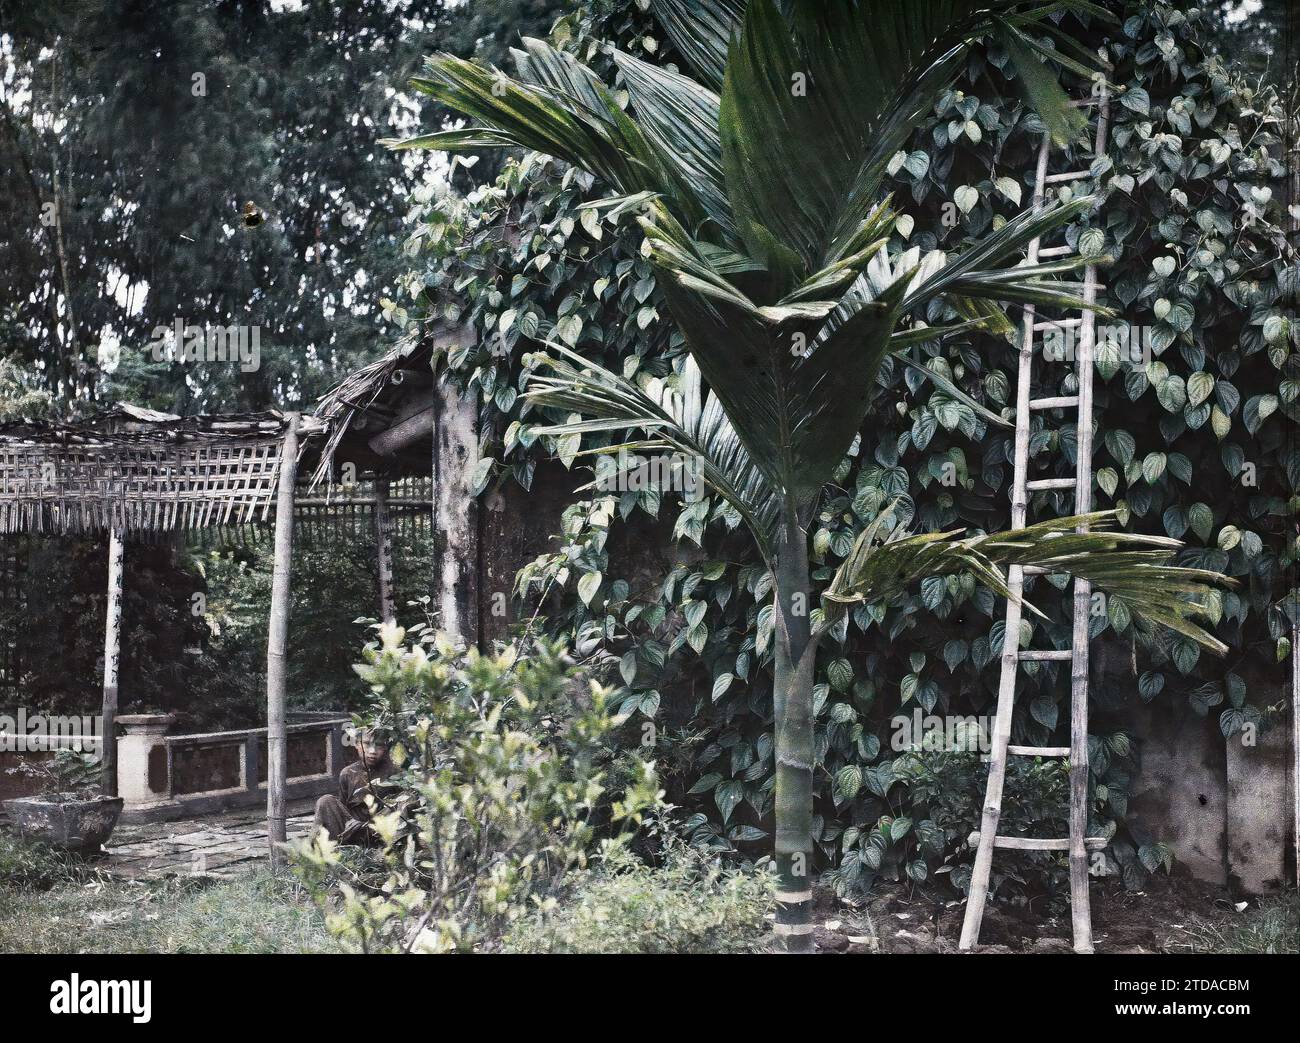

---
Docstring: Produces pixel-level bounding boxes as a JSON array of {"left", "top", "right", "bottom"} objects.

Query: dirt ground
[{"left": 809, "top": 871, "right": 1275, "bottom": 953}]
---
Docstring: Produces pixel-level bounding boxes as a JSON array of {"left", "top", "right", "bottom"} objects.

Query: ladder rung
[
  {"left": 1033, "top": 317, "right": 1083, "bottom": 331},
  {"left": 1008, "top": 745, "right": 1071, "bottom": 757},
  {"left": 1067, "top": 98, "right": 1100, "bottom": 108},
  {"left": 1017, "top": 649, "right": 1073, "bottom": 662},
  {"left": 1044, "top": 171, "right": 1091, "bottom": 184},
  {"left": 1029, "top": 395, "right": 1079, "bottom": 410},
  {"left": 993, "top": 836, "right": 1108, "bottom": 851},
  {"left": 1020, "top": 565, "right": 1055, "bottom": 576},
  {"left": 1036, "top": 245, "right": 1075, "bottom": 258},
  {"left": 968, "top": 831, "right": 1109, "bottom": 850},
  {"left": 1026, "top": 478, "right": 1075, "bottom": 491}
]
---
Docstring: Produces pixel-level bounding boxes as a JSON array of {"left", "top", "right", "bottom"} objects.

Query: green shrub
[
  {"left": 290, "top": 625, "right": 663, "bottom": 952},
  {"left": 504, "top": 838, "right": 774, "bottom": 954},
  {"left": 898, "top": 748, "right": 1072, "bottom": 901},
  {"left": 826, "top": 740, "right": 1172, "bottom": 903},
  {"left": 820, "top": 745, "right": 1073, "bottom": 902}
]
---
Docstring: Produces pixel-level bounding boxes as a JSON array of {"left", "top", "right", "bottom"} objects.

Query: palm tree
[{"left": 388, "top": 0, "right": 1231, "bottom": 950}]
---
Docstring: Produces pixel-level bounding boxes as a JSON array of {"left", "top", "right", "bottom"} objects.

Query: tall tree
[{"left": 0, "top": 0, "right": 556, "bottom": 415}]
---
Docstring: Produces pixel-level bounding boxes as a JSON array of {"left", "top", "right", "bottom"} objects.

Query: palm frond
[
  {"left": 522, "top": 344, "right": 782, "bottom": 557},
  {"left": 647, "top": 0, "right": 746, "bottom": 92},
  {"left": 822, "top": 511, "right": 1234, "bottom": 654},
  {"left": 386, "top": 47, "right": 716, "bottom": 235},
  {"left": 898, "top": 196, "right": 1099, "bottom": 311},
  {"left": 641, "top": 211, "right": 911, "bottom": 505},
  {"left": 612, "top": 50, "right": 735, "bottom": 243}
]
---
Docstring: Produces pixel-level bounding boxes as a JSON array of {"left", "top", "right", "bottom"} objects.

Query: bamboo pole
[
  {"left": 1287, "top": 17, "right": 1299, "bottom": 892},
  {"left": 374, "top": 479, "right": 396, "bottom": 624},
  {"left": 1067, "top": 88, "right": 1108, "bottom": 955},
  {"left": 100, "top": 526, "right": 124, "bottom": 796},
  {"left": 266, "top": 414, "right": 299, "bottom": 863}
]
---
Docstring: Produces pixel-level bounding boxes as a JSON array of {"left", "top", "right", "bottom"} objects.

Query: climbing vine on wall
[{"left": 385, "top": 0, "right": 1297, "bottom": 896}]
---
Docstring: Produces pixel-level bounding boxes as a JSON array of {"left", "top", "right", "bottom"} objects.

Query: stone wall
[{"left": 1091, "top": 640, "right": 1292, "bottom": 893}]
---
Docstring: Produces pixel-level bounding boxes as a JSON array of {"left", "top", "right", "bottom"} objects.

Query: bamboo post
[
  {"left": 1066, "top": 88, "right": 1108, "bottom": 955},
  {"left": 374, "top": 479, "right": 396, "bottom": 624},
  {"left": 100, "top": 526, "right": 124, "bottom": 796},
  {"left": 1293, "top": 618, "right": 1298, "bottom": 891},
  {"left": 266, "top": 413, "right": 299, "bottom": 863}
]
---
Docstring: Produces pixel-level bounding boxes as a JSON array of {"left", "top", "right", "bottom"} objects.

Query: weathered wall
[
  {"left": 1127, "top": 699, "right": 1229, "bottom": 885},
  {"left": 426, "top": 397, "right": 1297, "bottom": 895},
  {"left": 477, "top": 461, "right": 582, "bottom": 646},
  {"left": 1105, "top": 641, "right": 1294, "bottom": 894},
  {"left": 1226, "top": 713, "right": 1292, "bottom": 893}
]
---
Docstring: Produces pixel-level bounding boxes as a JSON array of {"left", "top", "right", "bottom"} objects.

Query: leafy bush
[
  {"left": 291, "top": 625, "right": 662, "bottom": 952},
  {"left": 504, "top": 836, "right": 774, "bottom": 954},
  {"left": 878, "top": 748, "right": 1072, "bottom": 902},
  {"left": 822, "top": 735, "right": 1174, "bottom": 904},
  {"left": 5, "top": 748, "right": 101, "bottom": 799}
]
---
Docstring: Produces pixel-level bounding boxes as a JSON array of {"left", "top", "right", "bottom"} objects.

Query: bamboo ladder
[{"left": 959, "top": 88, "right": 1110, "bottom": 954}]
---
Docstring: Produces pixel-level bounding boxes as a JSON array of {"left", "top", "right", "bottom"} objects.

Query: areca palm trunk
[{"left": 772, "top": 512, "right": 817, "bottom": 952}]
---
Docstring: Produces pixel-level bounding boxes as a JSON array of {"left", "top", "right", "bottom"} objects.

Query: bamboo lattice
[{"left": 0, "top": 411, "right": 295, "bottom": 536}]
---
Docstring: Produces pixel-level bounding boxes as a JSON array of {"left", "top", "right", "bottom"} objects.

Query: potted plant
[{"left": 2, "top": 749, "right": 124, "bottom": 852}]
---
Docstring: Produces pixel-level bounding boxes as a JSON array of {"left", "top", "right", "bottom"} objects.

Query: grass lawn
[
  {"left": 1168, "top": 893, "right": 1300, "bottom": 955},
  {"left": 0, "top": 869, "right": 340, "bottom": 954},
  {"left": 0, "top": 833, "right": 1292, "bottom": 954}
]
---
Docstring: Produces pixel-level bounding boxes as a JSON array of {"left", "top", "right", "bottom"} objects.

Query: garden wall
[
  {"left": 453, "top": 490, "right": 1298, "bottom": 895},
  {"left": 1089, "top": 640, "right": 1294, "bottom": 894},
  {"left": 1126, "top": 699, "right": 1293, "bottom": 892}
]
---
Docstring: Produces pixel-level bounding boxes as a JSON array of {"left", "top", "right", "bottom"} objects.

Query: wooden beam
[
  {"left": 265, "top": 413, "right": 299, "bottom": 863},
  {"left": 367, "top": 389, "right": 438, "bottom": 457},
  {"left": 100, "top": 525, "right": 124, "bottom": 796},
  {"left": 1067, "top": 89, "right": 1108, "bottom": 956},
  {"left": 959, "top": 133, "right": 1054, "bottom": 954},
  {"left": 374, "top": 479, "right": 395, "bottom": 624}
]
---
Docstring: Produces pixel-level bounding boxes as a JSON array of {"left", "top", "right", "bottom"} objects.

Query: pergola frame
[
  {"left": 2, "top": 343, "right": 471, "bottom": 861},
  {"left": 0, "top": 405, "right": 332, "bottom": 861}
]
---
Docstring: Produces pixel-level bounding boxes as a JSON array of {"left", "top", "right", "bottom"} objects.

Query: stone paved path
[{"left": 102, "top": 798, "right": 317, "bottom": 880}]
